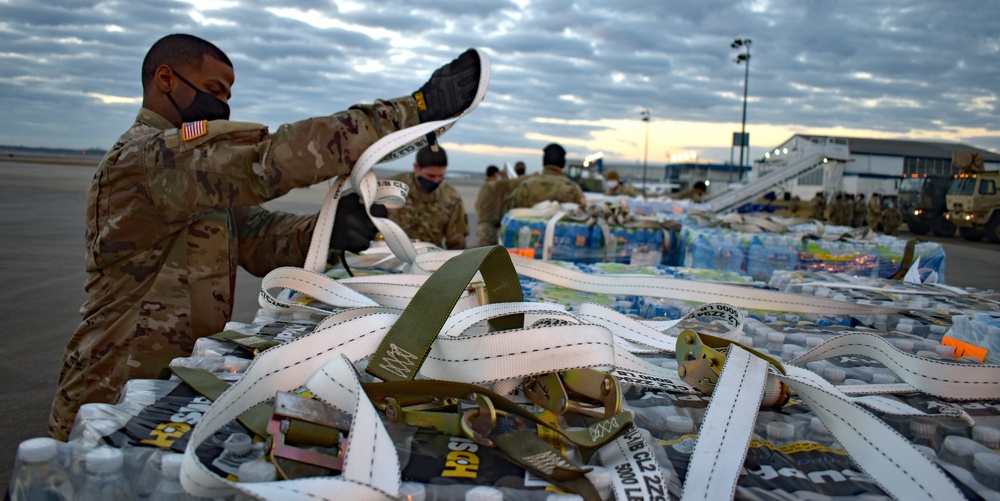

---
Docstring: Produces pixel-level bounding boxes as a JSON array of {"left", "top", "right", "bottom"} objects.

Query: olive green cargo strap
[
  {"left": 366, "top": 245, "right": 524, "bottom": 382},
  {"left": 169, "top": 366, "right": 272, "bottom": 439},
  {"left": 209, "top": 330, "right": 282, "bottom": 354}
]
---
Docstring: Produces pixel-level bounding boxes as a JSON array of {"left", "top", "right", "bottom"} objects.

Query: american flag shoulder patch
[{"left": 181, "top": 120, "right": 208, "bottom": 141}]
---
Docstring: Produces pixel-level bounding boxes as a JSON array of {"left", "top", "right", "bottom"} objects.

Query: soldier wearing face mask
[
  {"left": 387, "top": 146, "right": 468, "bottom": 249},
  {"left": 48, "top": 33, "right": 482, "bottom": 440}
]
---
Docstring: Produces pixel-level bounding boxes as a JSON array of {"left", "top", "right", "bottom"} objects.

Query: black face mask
[
  {"left": 415, "top": 175, "right": 441, "bottom": 193},
  {"left": 167, "top": 70, "right": 230, "bottom": 122}
]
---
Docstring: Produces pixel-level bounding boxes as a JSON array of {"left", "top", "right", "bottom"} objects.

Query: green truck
[{"left": 898, "top": 175, "right": 956, "bottom": 237}]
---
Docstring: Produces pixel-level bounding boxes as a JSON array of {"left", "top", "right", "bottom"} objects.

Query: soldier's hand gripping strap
[
  {"left": 413, "top": 48, "right": 481, "bottom": 123},
  {"left": 328, "top": 192, "right": 385, "bottom": 254}
]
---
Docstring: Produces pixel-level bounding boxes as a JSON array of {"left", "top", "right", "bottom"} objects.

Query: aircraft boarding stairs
[{"left": 706, "top": 137, "right": 851, "bottom": 214}]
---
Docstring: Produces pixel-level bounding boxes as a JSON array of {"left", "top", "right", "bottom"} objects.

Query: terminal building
[{"left": 751, "top": 134, "right": 1000, "bottom": 201}]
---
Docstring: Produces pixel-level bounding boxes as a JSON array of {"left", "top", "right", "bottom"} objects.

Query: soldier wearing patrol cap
[
  {"left": 387, "top": 145, "right": 468, "bottom": 249},
  {"left": 49, "top": 33, "right": 483, "bottom": 440}
]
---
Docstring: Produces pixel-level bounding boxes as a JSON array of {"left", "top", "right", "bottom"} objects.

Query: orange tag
[
  {"left": 575, "top": 234, "right": 587, "bottom": 247},
  {"left": 507, "top": 247, "right": 535, "bottom": 259},
  {"left": 941, "top": 336, "right": 988, "bottom": 362}
]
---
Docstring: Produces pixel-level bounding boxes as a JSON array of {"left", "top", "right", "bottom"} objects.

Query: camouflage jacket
[
  {"left": 509, "top": 165, "right": 584, "bottom": 208},
  {"left": 475, "top": 178, "right": 505, "bottom": 228},
  {"left": 54, "top": 98, "right": 419, "bottom": 437},
  {"left": 606, "top": 183, "right": 637, "bottom": 197},
  {"left": 387, "top": 171, "right": 468, "bottom": 249}
]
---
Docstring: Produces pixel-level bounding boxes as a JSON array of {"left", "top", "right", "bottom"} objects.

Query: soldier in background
[
  {"left": 826, "top": 193, "right": 848, "bottom": 225},
  {"left": 882, "top": 199, "right": 903, "bottom": 236},
  {"left": 388, "top": 145, "right": 468, "bottom": 249},
  {"left": 604, "top": 170, "right": 637, "bottom": 197},
  {"left": 868, "top": 193, "right": 883, "bottom": 232},
  {"left": 509, "top": 143, "right": 585, "bottom": 208},
  {"left": 48, "top": 33, "right": 481, "bottom": 440},
  {"left": 514, "top": 161, "right": 527, "bottom": 177},
  {"left": 852, "top": 194, "right": 867, "bottom": 227},
  {"left": 674, "top": 181, "right": 707, "bottom": 203},
  {"left": 475, "top": 165, "right": 505, "bottom": 247},
  {"left": 844, "top": 194, "right": 855, "bottom": 227},
  {"left": 810, "top": 192, "right": 827, "bottom": 220}
]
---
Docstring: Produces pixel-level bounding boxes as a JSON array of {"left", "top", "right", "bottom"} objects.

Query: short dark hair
[
  {"left": 486, "top": 165, "right": 499, "bottom": 178},
  {"left": 542, "top": 143, "right": 566, "bottom": 168},
  {"left": 416, "top": 145, "right": 447, "bottom": 168},
  {"left": 694, "top": 181, "right": 706, "bottom": 191},
  {"left": 142, "top": 34, "right": 232, "bottom": 90}
]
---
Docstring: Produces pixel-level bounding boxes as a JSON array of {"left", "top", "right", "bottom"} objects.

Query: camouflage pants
[
  {"left": 48, "top": 317, "right": 191, "bottom": 441},
  {"left": 477, "top": 222, "right": 500, "bottom": 247}
]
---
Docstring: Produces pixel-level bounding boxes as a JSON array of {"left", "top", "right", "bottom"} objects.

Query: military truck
[
  {"left": 898, "top": 175, "right": 956, "bottom": 237},
  {"left": 944, "top": 151, "right": 1000, "bottom": 242},
  {"left": 565, "top": 162, "right": 606, "bottom": 193}
]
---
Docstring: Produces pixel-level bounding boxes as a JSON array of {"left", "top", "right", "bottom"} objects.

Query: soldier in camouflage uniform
[
  {"left": 604, "top": 170, "right": 637, "bottom": 197},
  {"left": 852, "top": 193, "right": 867, "bottom": 227},
  {"left": 824, "top": 193, "right": 843, "bottom": 225},
  {"left": 882, "top": 199, "right": 903, "bottom": 235},
  {"left": 387, "top": 146, "right": 468, "bottom": 249},
  {"left": 810, "top": 192, "right": 827, "bottom": 220},
  {"left": 509, "top": 143, "right": 585, "bottom": 208},
  {"left": 49, "top": 34, "right": 482, "bottom": 440},
  {"left": 475, "top": 165, "right": 505, "bottom": 246},
  {"left": 868, "top": 193, "right": 883, "bottom": 232}
]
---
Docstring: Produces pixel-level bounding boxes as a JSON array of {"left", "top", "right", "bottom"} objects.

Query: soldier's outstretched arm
[
  {"left": 142, "top": 96, "right": 421, "bottom": 220},
  {"left": 232, "top": 206, "right": 316, "bottom": 276}
]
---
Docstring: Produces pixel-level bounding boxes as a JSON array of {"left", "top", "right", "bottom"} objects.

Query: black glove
[
  {"left": 412, "top": 49, "right": 481, "bottom": 123},
  {"left": 329, "top": 193, "right": 386, "bottom": 254}
]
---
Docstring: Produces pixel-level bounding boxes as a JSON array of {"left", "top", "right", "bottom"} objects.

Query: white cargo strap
[
  {"left": 778, "top": 366, "right": 965, "bottom": 501},
  {"left": 543, "top": 209, "right": 566, "bottom": 261},
  {"left": 180, "top": 308, "right": 402, "bottom": 499},
  {"left": 681, "top": 345, "right": 769, "bottom": 501},
  {"left": 410, "top": 251, "right": 902, "bottom": 315},
  {"left": 791, "top": 332, "right": 1000, "bottom": 400}
]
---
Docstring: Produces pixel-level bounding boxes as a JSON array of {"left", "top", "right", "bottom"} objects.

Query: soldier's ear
[{"left": 412, "top": 161, "right": 420, "bottom": 173}]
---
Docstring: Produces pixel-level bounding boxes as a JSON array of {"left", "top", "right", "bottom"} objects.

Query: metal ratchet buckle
[
  {"left": 675, "top": 329, "right": 791, "bottom": 408},
  {"left": 267, "top": 392, "right": 352, "bottom": 477},
  {"left": 522, "top": 368, "right": 623, "bottom": 420},
  {"left": 380, "top": 392, "right": 517, "bottom": 447}
]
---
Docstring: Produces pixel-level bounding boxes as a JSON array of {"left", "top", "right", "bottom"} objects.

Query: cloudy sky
[{"left": 1, "top": 0, "right": 998, "bottom": 174}]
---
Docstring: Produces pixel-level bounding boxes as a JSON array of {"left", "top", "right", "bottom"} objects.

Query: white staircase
[{"left": 707, "top": 137, "right": 851, "bottom": 213}]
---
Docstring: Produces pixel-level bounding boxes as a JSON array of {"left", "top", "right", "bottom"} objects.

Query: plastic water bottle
[
  {"left": 584, "top": 465, "right": 614, "bottom": 501},
  {"left": 662, "top": 415, "right": 695, "bottom": 442},
  {"left": 518, "top": 225, "right": 532, "bottom": 248},
  {"left": 972, "top": 452, "right": 1000, "bottom": 491},
  {"left": 973, "top": 426, "right": 1000, "bottom": 450},
  {"left": 765, "top": 421, "right": 795, "bottom": 448},
  {"left": 908, "top": 420, "right": 940, "bottom": 452},
  {"left": 133, "top": 448, "right": 166, "bottom": 500},
  {"left": 232, "top": 460, "right": 278, "bottom": 501},
  {"left": 804, "top": 417, "right": 841, "bottom": 449},
  {"left": 149, "top": 453, "right": 199, "bottom": 501},
  {"left": 466, "top": 485, "right": 504, "bottom": 501},
  {"left": 937, "top": 436, "right": 988, "bottom": 470},
  {"left": 9, "top": 437, "right": 74, "bottom": 501},
  {"left": 75, "top": 447, "right": 135, "bottom": 501}
]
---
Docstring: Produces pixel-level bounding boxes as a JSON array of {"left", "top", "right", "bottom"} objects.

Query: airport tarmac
[{"left": 1, "top": 159, "right": 998, "bottom": 486}]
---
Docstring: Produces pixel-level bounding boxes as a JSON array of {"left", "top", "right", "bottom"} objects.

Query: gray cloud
[{"left": 1, "top": 0, "right": 998, "bottom": 159}]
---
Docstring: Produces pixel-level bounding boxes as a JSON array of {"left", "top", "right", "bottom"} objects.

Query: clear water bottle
[
  {"left": 133, "top": 447, "right": 166, "bottom": 500},
  {"left": 972, "top": 452, "right": 1000, "bottom": 491},
  {"left": 466, "top": 485, "right": 504, "bottom": 501},
  {"left": 64, "top": 440, "right": 96, "bottom": 493},
  {"left": 822, "top": 367, "right": 847, "bottom": 386},
  {"left": 584, "top": 465, "right": 614, "bottom": 501},
  {"left": 398, "top": 482, "right": 426, "bottom": 501},
  {"left": 518, "top": 225, "right": 532, "bottom": 248},
  {"left": 75, "top": 447, "right": 135, "bottom": 501},
  {"left": 937, "top": 436, "right": 986, "bottom": 470},
  {"left": 908, "top": 420, "right": 940, "bottom": 452},
  {"left": 804, "top": 417, "right": 841, "bottom": 450},
  {"left": 973, "top": 426, "right": 1000, "bottom": 450},
  {"left": 9, "top": 437, "right": 74, "bottom": 501},
  {"left": 662, "top": 415, "right": 695, "bottom": 442},
  {"left": 148, "top": 453, "right": 199, "bottom": 501},
  {"left": 765, "top": 421, "right": 795, "bottom": 448},
  {"left": 232, "top": 460, "right": 278, "bottom": 501}
]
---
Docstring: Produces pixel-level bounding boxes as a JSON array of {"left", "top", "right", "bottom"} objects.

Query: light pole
[
  {"left": 640, "top": 109, "right": 650, "bottom": 195},
  {"left": 732, "top": 38, "right": 751, "bottom": 181}
]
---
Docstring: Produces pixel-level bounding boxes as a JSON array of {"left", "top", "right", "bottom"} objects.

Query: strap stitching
[
  {"left": 425, "top": 340, "right": 614, "bottom": 363},
  {"left": 788, "top": 377, "right": 947, "bottom": 497}
]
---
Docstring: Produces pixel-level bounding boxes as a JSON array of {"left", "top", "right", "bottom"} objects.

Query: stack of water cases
[
  {"left": 12, "top": 263, "right": 1000, "bottom": 500},
  {"left": 681, "top": 223, "right": 946, "bottom": 281}
]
